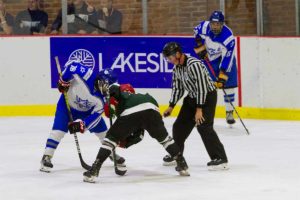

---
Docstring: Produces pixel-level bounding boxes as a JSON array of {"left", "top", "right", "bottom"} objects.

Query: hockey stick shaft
[
  {"left": 204, "top": 58, "right": 250, "bottom": 135},
  {"left": 54, "top": 56, "right": 92, "bottom": 169},
  {"left": 222, "top": 88, "right": 250, "bottom": 135}
]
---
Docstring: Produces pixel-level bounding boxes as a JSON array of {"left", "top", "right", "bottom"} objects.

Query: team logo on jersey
[
  {"left": 74, "top": 96, "right": 92, "bottom": 110},
  {"left": 68, "top": 49, "right": 95, "bottom": 70},
  {"left": 70, "top": 65, "right": 77, "bottom": 72}
]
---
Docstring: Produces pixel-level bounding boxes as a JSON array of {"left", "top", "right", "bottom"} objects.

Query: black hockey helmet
[{"left": 162, "top": 42, "right": 182, "bottom": 57}]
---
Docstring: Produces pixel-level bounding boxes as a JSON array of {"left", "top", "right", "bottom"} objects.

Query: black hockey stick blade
[{"left": 79, "top": 154, "right": 92, "bottom": 170}]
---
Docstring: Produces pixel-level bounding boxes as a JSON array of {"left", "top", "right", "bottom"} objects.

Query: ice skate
[
  {"left": 40, "top": 155, "right": 53, "bottom": 173},
  {"left": 175, "top": 155, "right": 190, "bottom": 176},
  {"left": 163, "top": 155, "right": 176, "bottom": 166},
  {"left": 226, "top": 111, "right": 236, "bottom": 127},
  {"left": 207, "top": 159, "right": 229, "bottom": 171},
  {"left": 83, "top": 159, "right": 101, "bottom": 183}
]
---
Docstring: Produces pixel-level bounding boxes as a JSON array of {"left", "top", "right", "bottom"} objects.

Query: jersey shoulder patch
[
  {"left": 194, "top": 21, "right": 210, "bottom": 36},
  {"left": 220, "top": 25, "right": 235, "bottom": 45}
]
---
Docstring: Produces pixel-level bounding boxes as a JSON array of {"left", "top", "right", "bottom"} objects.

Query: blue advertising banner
[{"left": 50, "top": 36, "right": 196, "bottom": 88}]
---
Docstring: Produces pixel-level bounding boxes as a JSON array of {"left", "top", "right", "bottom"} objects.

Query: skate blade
[
  {"left": 208, "top": 163, "right": 229, "bottom": 171},
  {"left": 40, "top": 166, "right": 51, "bottom": 173},
  {"left": 179, "top": 170, "right": 190, "bottom": 176},
  {"left": 83, "top": 176, "right": 96, "bottom": 183},
  {"left": 163, "top": 161, "right": 176, "bottom": 166}
]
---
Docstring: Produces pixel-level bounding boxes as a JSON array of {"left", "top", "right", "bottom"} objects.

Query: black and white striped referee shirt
[{"left": 169, "top": 55, "right": 216, "bottom": 108}]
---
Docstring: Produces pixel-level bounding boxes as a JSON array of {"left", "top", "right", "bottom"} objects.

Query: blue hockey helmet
[
  {"left": 97, "top": 68, "right": 118, "bottom": 85},
  {"left": 209, "top": 10, "right": 225, "bottom": 23},
  {"left": 209, "top": 11, "right": 225, "bottom": 35},
  {"left": 94, "top": 68, "right": 118, "bottom": 95}
]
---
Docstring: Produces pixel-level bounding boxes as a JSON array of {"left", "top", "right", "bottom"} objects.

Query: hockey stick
[
  {"left": 54, "top": 56, "right": 92, "bottom": 170},
  {"left": 106, "top": 95, "right": 127, "bottom": 176},
  {"left": 204, "top": 58, "right": 250, "bottom": 135}
]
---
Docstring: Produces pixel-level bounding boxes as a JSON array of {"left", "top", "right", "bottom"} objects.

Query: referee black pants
[{"left": 172, "top": 90, "right": 228, "bottom": 161}]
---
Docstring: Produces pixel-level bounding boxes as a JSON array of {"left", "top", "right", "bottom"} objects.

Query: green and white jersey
[{"left": 110, "top": 85, "right": 159, "bottom": 117}]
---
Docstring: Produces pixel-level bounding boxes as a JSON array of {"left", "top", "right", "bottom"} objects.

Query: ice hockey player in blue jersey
[
  {"left": 40, "top": 61, "right": 125, "bottom": 172},
  {"left": 193, "top": 10, "right": 238, "bottom": 125}
]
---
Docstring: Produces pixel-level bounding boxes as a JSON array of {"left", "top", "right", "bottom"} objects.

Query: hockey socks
[
  {"left": 83, "top": 138, "right": 127, "bottom": 183},
  {"left": 160, "top": 136, "right": 190, "bottom": 176}
]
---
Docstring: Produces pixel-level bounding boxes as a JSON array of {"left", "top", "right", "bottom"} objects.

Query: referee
[{"left": 162, "top": 42, "right": 228, "bottom": 170}]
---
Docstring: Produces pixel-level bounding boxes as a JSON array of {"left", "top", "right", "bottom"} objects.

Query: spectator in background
[
  {"left": 14, "top": 0, "right": 48, "bottom": 35},
  {"left": 97, "top": 0, "right": 122, "bottom": 34},
  {"left": 51, "top": 0, "right": 98, "bottom": 34},
  {"left": 0, "top": 0, "right": 14, "bottom": 35}
]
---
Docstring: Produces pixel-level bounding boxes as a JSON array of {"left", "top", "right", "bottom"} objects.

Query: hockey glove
[
  {"left": 68, "top": 119, "right": 85, "bottom": 134},
  {"left": 104, "top": 103, "right": 116, "bottom": 118},
  {"left": 118, "top": 129, "right": 145, "bottom": 148},
  {"left": 58, "top": 77, "right": 70, "bottom": 93},
  {"left": 104, "top": 97, "right": 118, "bottom": 118},
  {"left": 197, "top": 49, "right": 208, "bottom": 60},
  {"left": 95, "top": 79, "right": 110, "bottom": 96},
  {"left": 215, "top": 71, "right": 228, "bottom": 89},
  {"left": 194, "top": 42, "right": 208, "bottom": 60}
]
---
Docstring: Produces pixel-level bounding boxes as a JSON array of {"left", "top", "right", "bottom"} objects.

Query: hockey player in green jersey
[{"left": 81, "top": 75, "right": 190, "bottom": 183}]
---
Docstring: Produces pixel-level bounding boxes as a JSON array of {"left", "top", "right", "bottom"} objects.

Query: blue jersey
[
  {"left": 57, "top": 61, "right": 106, "bottom": 131},
  {"left": 194, "top": 21, "right": 236, "bottom": 73}
]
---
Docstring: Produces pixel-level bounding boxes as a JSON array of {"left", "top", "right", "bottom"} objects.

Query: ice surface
[{"left": 0, "top": 117, "right": 299, "bottom": 200}]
